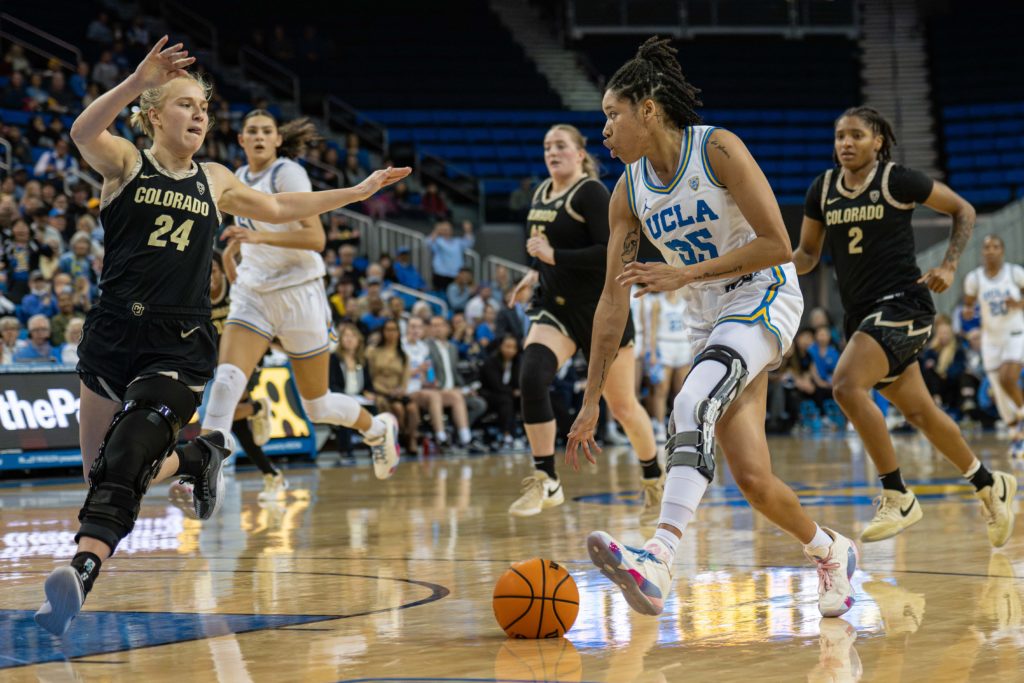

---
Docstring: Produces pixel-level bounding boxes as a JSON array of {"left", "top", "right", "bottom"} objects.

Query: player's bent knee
[
  {"left": 665, "top": 345, "right": 747, "bottom": 482},
  {"left": 301, "top": 392, "right": 362, "bottom": 427},
  {"left": 520, "top": 344, "right": 558, "bottom": 424},
  {"left": 77, "top": 376, "right": 193, "bottom": 551}
]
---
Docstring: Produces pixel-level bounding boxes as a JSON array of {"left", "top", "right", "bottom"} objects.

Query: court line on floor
[
  {"left": 0, "top": 570, "right": 449, "bottom": 670},
  {"left": 18, "top": 556, "right": 1018, "bottom": 582}
]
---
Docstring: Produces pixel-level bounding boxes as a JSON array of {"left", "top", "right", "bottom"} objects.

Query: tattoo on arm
[
  {"left": 709, "top": 140, "right": 730, "bottom": 159},
  {"left": 621, "top": 224, "right": 640, "bottom": 264},
  {"left": 696, "top": 265, "right": 742, "bottom": 280},
  {"left": 942, "top": 211, "right": 974, "bottom": 267},
  {"left": 596, "top": 356, "right": 613, "bottom": 395}
]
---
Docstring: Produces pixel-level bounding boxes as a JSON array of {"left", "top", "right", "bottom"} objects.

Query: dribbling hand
[
  {"left": 355, "top": 167, "right": 413, "bottom": 201},
  {"left": 565, "top": 402, "right": 601, "bottom": 471},
  {"left": 133, "top": 36, "right": 196, "bottom": 90}
]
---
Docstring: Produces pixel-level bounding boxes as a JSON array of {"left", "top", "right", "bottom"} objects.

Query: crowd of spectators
[{"left": 2, "top": 10, "right": 1020, "bottom": 461}]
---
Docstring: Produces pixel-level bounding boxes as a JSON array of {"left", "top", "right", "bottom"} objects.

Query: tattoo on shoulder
[
  {"left": 621, "top": 224, "right": 640, "bottom": 264},
  {"left": 709, "top": 140, "right": 730, "bottom": 159}
]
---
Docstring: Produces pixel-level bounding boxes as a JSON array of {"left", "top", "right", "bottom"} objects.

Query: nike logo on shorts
[{"left": 181, "top": 327, "right": 200, "bottom": 339}]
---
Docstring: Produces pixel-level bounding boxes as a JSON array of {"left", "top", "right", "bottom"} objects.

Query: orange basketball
[{"left": 492, "top": 558, "right": 579, "bottom": 638}]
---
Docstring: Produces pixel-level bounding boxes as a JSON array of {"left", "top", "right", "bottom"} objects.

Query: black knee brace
[
  {"left": 666, "top": 345, "right": 748, "bottom": 483},
  {"left": 520, "top": 344, "right": 558, "bottom": 424},
  {"left": 77, "top": 376, "right": 198, "bottom": 551}
]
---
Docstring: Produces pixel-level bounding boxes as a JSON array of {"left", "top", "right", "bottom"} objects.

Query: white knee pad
[
  {"left": 301, "top": 392, "right": 362, "bottom": 427},
  {"left": 202, "top": 363, "right": 248, "bottom": 433}
]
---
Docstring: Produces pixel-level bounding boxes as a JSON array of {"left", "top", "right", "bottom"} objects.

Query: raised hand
[
  {"left": 355, "top": 167, "right": 413, "bottom": 200},
  {"left": 133, "top": 36, "right": 196, "bottom": 90}
]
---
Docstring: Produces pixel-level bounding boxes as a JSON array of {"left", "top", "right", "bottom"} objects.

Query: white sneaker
[
  {"left": 587, "top": 531, "right": 672, "bottom": 616},
  {"left": 976, "top": 470, "right": 1018, "bottom": 548},
  {"left": 638, "top": 475, "right": 665, "bottom": 528},
  {"left": 258, "top": 472, "right": 288, "bottom": 502},
  {"left": 35, "top": 566, "right": 86, "bottom": 636},
  {"left": 805, "top": 528, "right": 858, "bottom": 618},
  {"left": 249, "top": 397, "right": 272, "bottom": 446},
  {"left": 367, "top": 412, "right": 400, "bottom": 480},
  {"left": 508, "top": 470, "right": 564, "bottom": 517},
  {"left": 860, "top": 489, "right": 922, "bottom": 542}
]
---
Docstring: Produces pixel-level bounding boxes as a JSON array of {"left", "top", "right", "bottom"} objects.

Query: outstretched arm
[
  {"left": 71, "top": 36, "right": 194, "bottom": 180},
  {"left": 221, "top": 215, "right": 326, "bottom": 252},
  {"left": 565, "top": 175, "right": 638, "bottom": 468},
  {"left": 209, "top": 164, "right": 411, "bottom": 226},
  {"left": 918, "top": 182, "right": 976, "bottom": 293}
]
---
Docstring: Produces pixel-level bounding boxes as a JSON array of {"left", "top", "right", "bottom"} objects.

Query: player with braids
[
  {"left": 567, "top": 37, "right": 856, "bottom": 619},
  {"left": 796, "top": 106, "right": 1017, "bottom": 546}
]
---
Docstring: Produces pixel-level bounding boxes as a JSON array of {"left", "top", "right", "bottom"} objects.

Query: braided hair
[
  {"left": 242, "top": 110, "right": 321, "bottom": 158},
  {"left": 605, "top": 36, "right": 702, "bottom": 129},
  {"left": 834, "top": 106, "right": 897, "bottom": 164}
]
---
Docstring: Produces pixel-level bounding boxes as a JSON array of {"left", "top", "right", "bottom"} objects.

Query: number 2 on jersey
[
  {"left": 665, "top": 228, "right": 719, "bottom": 266},
  {"left": 848, "top": 226, "right": 863, "bottom": 254},
  {"left": 148, "top": 214, "right": 193, "bottom": 251}
]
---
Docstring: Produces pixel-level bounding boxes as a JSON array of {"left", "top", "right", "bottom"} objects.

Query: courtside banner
[{"left": 0, "top": 370, "right": 81, "bottom": 453}]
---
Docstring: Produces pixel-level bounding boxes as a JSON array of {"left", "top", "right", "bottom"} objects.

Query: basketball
[
  {"left": 492, "top": 558, "right": 579, "bottom": 638},
  {"left": 494, "top": 637, "right": 582, "bottom": 682}
]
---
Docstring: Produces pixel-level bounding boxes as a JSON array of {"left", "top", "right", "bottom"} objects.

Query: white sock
[
  {"left": 458, "top": 427, "right": 472, "bottom": 444},
  {"left": 658, "top": 466, "right": 708, "bottom": 536},
  {"left": 651, "top": 528, "right": 680, "bottom": 561},
  {"left": 436, "top": 431, "right": 448, "bottom": 443},
  {"left": 963, "top": 458, "right": 982, "bottom": 478},
  {"left": 362, "top": 417, "right": 386, "bottom": 442},
  {"left": 803, "top": 524, "right": 834, "bottom": 557}
]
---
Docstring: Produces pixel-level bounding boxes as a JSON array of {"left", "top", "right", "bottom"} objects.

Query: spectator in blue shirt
[
  {"left": 393, "top": 246, "right": 426, "bottom": 290},
  {"left": 17, "top": 271, "right": 59, "bottom": 324},
  {"left": 809, "top": 326, "right": 840, "bottom": 384},
  {"left": 446, "top": 267, "right": 474, "bottom": 314},
  {"left": 13, "top": 314, "right": 59, "bottom": 363},
  {"left": 427, "top": 219, "right": 473, "bottom": 291},
  {"left": 59, "top": 232, "right": 97, "bottom": 282}
]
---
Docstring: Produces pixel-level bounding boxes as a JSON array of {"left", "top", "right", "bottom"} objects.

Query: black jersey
[
  {"left": 210, "top": 275, "right": 230, "bottom": 338},
  {"left": 804, "top": 161, "right": 934, "bottom": 312},
  {"left": 99, "top": 149, "right": 220, "bottom": 311},
  {"left": 527, "top": 176, "right": 610, "bottom": 308}
]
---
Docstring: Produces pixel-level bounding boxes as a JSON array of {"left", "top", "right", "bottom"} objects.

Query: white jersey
[
  {"left": 624, "top": 125, "right": 755, "bottom": 288},
  {"left": 624, "top": 124, "right": 803, "bottom": 360},
  {"left": 233, "top": 158, "right": 325, "bottom": 292},
  {"left": 655, "top": 293, "right": 688, "bottom": 344},
  {"left": 964, "top": 263, "right": 1024, "bottom": 338}
]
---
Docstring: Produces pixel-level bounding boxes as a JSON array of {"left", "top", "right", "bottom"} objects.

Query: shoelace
[
  {"left": 813, "top": 553, "right": 840, "bottom": 592},
  {"left": 872, "top": 495, "right": 896, "bottom": 518},
  {"left": 371, "top": 443, "right": 387, "bottom": 464},
  {"left": 624, "top": 544, "right": 660, "bottom": 565},
  {"left": 519, "top": 476, "right": 544, "bottom": 495}
]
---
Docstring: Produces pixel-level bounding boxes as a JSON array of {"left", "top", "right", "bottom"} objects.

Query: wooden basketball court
[{"left": 1, "top": 432, "right": 1021, "bottom": 681}]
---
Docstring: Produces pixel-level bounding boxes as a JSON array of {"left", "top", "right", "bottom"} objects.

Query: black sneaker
[
  {"left": 465, "top": 439, "right": 488, "bottom": 455},
  {"left": 192, "top": 430, "right": 234, "bottom": 520}
]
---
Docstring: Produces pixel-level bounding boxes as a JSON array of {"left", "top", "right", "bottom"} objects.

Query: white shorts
[
  {"left": 657, "top": 339, "right": 693, "bottom": 368},
  {"left": 681, "top": 263, "right": 803, "bottom": 372},
  {"left": 634, "top": 332, "right": 645, "bottom": 359},
  {"left": 982, "top": 331, "right": 1024, "bottom": 372},
  {"left": 226, "top": 279, "right": 337, "bottom": 359}
]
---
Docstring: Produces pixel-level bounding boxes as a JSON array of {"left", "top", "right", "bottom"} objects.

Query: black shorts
[
  {"left": 844, "top": 285, "right": 936, "bottom": 388},
  {"left": 527, "top": 294, "right": 635, "bottom": 362},
  {"left": 78, "top": 298, "right": 217, "bottom": 404}
]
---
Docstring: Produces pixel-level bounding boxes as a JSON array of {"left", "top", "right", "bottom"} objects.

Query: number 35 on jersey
[{"left": 645, "top": 199, "right": 721, "bottom": 265}]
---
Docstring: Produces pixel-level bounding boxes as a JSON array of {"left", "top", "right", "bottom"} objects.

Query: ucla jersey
[
  {"left": 233, "top": 158, "right": 325, "bottom": 292},
  {"left": 964, "top": 263, "right": 1024, "bottom": 337},
  {"left": 624, "top": 125, "right": 755, "bottom": 289}
]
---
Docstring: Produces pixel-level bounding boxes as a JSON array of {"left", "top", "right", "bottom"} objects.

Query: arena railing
[
  {"left": 372, "top": 219, "right": 430, "bottom": 280},
  {"left": 0, "top": 13, "right": 81, "bottom": 71},
  {"left": 389, "top": 283, "right": 449, "bottom": 318},
  {"left": 463, "top": 249, "right": 481, "bottom": 284},
  {"left": 239, "top": 47, "right": 300, "bottom": 117},
  {"left": 484, "top": 255, "right": 531, "bottom": 288}
]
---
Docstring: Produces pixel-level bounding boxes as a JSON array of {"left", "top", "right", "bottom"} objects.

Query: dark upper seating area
[{"left": 929, "top": 1, "right": 1024, "bottom": 206}]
